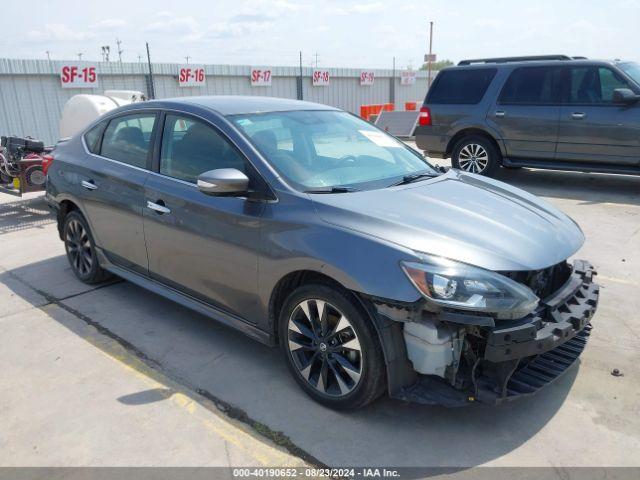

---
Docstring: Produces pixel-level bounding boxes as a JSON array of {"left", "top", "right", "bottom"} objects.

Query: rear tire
[
  {"left": 452, "top": 135, "right": 500, "bottom": 176},
  {"left": 63, "top": 211, "right": 112, "bottom": 284},
  {"left": 279, "top": 284, "right": 386, "bottom": 410}
]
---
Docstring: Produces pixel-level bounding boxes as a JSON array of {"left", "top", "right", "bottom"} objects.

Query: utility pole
[
  {"left": 101, "top": 46, "right": 110, "bottom": 62},
  {"left": 427, "top": 21, "right": 434, "bottom": 88},
  {"left": 146, "top": 42, "right": 156, "bottom": 99},
  {"left": 313, "top": 52, "right": 319, "bottom": 68},
  {"left": 390, "top": 56, "right": 396, "bottom": 105},
  {"left": 77, "top": 52, "right": 83, "bottom": 61},
  {"left": 45, "top": 51, "right": 51, "bottom": 61},
  {"left": 137, "top": 54, "right": 142, "bottom": 63},
  {"left": 185, "top": 55, "right": 191, "bottom": 64},
  {"left": 297, "top": 50, "right": 303, "bottom": 100},
  {"left": 116, "top": 38, "right": 123, "bottom": 62}
]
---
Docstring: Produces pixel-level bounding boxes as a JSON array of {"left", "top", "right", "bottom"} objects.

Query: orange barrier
[
  {"left": 405, "top": 102, "right": 417, "bottom": 111},
  {"left": 360, "top": 103, "right": 394, "bottom": 121}
]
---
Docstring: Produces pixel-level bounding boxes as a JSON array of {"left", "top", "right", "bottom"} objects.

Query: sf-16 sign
[
  {"left": 251, "top": 68, "right": 272, "bottom": 86},
  {"left": 60, "top": 63, "right": 98, "bottom": 88},
  {"left": 178, "top": 66, "right": 206, "bottom": 87},
  {"left": 360, "top": 71, "right": 375, "bottom": 86},
  {"left": 312, "top": 70, "right": 330, "bottom": 86}
]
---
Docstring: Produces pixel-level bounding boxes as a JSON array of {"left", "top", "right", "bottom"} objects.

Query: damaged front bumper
[{"left": 394, "top": 260, "right": 599, "bottom": 406}]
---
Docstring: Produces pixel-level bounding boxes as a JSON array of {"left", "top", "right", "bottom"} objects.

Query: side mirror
[
  {"left": 612, "top": 88, "right": 640, "bottom": 105},
  {"left": 197, "top": 168, "right": 249, "bottom": 196}
]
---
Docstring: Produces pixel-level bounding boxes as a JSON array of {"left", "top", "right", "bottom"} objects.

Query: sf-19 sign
[
  {"left": 360, "top": 71, "right": 375, "bottom": 86},
  {"left": 251, "top": 68, "right": 272, "bottom": 87},
  {"left": 60, "top": 63, "right": 98, "bottom": 88},
  {"left": 312, "top": 70, "right": 330, "bottom": 86},
  {"left": 178, "top": 66, "right": 206, "bottom": 87}
]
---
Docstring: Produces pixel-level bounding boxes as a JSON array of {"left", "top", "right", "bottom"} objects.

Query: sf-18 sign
[
  {"left": 400, "top": 70, "right": 417, "bottom": 85},
  {"left": 360, "top": 71, "right": 375, "bottom": 86},
  {"left": 312, "top": 70, "right": 330, "bottom": 86},
  {"left": 178, "top": 66, "right": 206, "bottom": 87},
  {"left": 251, "top": 68, "right": 272, "bottom": 87},
  {"left": 60, "top": 63, "right": 98, "bottom": 88}
]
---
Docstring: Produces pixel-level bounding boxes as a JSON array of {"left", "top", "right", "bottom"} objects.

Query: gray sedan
[{"left": 46, "top": 96, "right": 599, "bottom": 409}]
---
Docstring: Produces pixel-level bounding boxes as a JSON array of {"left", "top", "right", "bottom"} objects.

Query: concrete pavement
[{"left": 1, "top": 164, "right": 639, "bottom": 468}]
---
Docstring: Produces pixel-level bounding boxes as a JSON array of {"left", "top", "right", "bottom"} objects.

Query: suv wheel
[
  {"left": 63, "top": 211, "right": 112, "bottom": 284},
  {"left": 452, "top": 135, "right": 500, "bottom": 176},
  {"left": 279, "top": 284, "right": 386, "bottom": 410}
]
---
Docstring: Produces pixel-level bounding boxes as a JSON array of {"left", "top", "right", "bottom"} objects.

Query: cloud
[
  {"left": 27, "top": 23, "right": 93, "bottom": 42},
  {"left": 91, "top": 18, "right": 128, "bottom": 30},
  {"left": 229, "top": 13, "right": 274, "bottom": 24},
  {"left": 331, "top": 2, "right": 385, "bottom": 15},
  {"left": 145, "top": 16, "right": 200, "bottom": 35}
]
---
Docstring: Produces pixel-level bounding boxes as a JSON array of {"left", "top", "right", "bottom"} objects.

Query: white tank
[{"left": 59, "top": 90, "right": 146, "bottom": 138}]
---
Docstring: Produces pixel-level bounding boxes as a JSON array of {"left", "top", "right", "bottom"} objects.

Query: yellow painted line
[{"left": 44, "top": 308, "right": 304, "bottom": 467}]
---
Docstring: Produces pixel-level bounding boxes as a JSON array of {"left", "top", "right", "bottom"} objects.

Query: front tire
[
  {"left": 452, "top": 135, "right": 500, "bottom": 176},
  {"left": 279, "top": 284, "right": 386, "bottom": 410},
  {"left": 63, "top": 211, "right": 111, "bottom": 284}
]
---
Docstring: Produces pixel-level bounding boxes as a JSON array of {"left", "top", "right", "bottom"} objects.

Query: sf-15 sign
[
  {"left": 312, "top": 70, "right": 330, "bottom": 86},
  {"left": 60, "top": 63, "right": 98, "bottom": 88},
  {"left": 178, "top": 66, "right": 206, "bottom": 87},
  {"left": 251, "top": 68, "right": 272, "bottom": 86}
]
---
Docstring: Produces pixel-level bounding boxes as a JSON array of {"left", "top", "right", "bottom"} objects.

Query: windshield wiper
[
  {"left": 389, "top": 171, "right": 438, "bottom": 187},
  {"left": 304, "top": 186, "right": 360, "bottom": 194}
]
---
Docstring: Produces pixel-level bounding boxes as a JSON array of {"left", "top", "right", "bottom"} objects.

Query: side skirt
[
  {"left": 95, "top": 248, "right": 274, "bottom": 346},
  {"left": 503, "top": 157, "right": 640, "bottom": 176}
]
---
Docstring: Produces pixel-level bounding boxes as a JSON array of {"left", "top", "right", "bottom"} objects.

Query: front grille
[{"left": 501, "top": 261, "right": 571, "bottom": 299}]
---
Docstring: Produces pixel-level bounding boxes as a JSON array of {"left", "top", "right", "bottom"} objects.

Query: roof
[
  {"left": 447, "top": 59, "right": 619, "bottom": 71},
  {"left": 149, "top": 95, "right": 339, "bottom": 116}
]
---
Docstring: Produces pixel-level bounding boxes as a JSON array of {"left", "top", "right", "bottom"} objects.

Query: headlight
[{"left": 401, "top": 255, "right": 539, "bottom": 319}]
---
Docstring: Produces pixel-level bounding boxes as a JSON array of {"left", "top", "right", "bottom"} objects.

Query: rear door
[
  {"left": 143, "top": 112, "right": 265, "bottom": 321},
  {"left": 488, "top": 66, "right": 562, "bottom": 160},
  {"left": 80, "top": 111, "right": 157, "bottom": 274},
  {"left": 556, "top": 65, "right": 640, "bottom": 165}
]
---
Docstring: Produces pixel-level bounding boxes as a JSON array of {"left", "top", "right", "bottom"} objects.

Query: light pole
[{"left": 427, "top": 21, "right": 434, "bottom": 88}]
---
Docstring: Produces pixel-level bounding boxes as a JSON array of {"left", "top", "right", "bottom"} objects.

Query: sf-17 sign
[
  {"left": 360, "top": 71, "right": 375, "bottom": 86},
  {"left": 251, "top": 68, "right": 272, "bottom": 86},
  {"left": 60, "top": 63, "right": 98, "bottom": 88},
  {"left": 178, "top": 66, "right": 206, "bottom": 87}
]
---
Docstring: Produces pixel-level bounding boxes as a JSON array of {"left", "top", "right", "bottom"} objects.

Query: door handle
[
  {"left": 146, "top": 200, "right": 171, "bottom": 214},
  {"left": 571, "top": 112, "right": 586, "bottom": 119},
  {"left": 81, "top": 180, "right": 97, "bottom": 190},
  {"left": 495, "top": 111, "right": 505, "bottom": 118}
]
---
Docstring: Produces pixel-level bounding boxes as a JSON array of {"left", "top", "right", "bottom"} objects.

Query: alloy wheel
[
  {"left": 458, "top": 143, "right": 489, "bottom": 173},
  {"left": 287, "top": 299, "right": 363, "bottom": 397},
  {"left": 65, "top": 219, "right": 93, "bottom": 276}
]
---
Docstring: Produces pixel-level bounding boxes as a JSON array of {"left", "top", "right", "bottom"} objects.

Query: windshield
[
  {"left": 619, "top": 62, "right": 640, "bottom": 86},
  {"left": 230, "top": 110, "right": 435, "bottom": 191}
]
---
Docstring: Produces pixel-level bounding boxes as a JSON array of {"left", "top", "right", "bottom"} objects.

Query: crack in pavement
[{"left": 3, "top": 269, "right": 324, "bottom": 467}]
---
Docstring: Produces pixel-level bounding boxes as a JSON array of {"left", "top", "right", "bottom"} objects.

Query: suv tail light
[
  {"left": 41, "top": 153, "right": 54, "bottom": 175},
  {"left": 418, "top": 107, "right": 432, "bottom": 126}
]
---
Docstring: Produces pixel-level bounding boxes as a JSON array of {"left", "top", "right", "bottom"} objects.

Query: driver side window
[{"left": 160, "top": 115, "right": 247, "bottom": 184}]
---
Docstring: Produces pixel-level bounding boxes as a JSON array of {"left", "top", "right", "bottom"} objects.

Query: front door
[
  {"left": 556, "top": 65, "right": 640, "bottom": 165},
  {"left": 143, "top": 113, "right": 265, "bottom": 322},
  {"left": 487, "top": 66, "right": 562, "bottom": 160},
  {"left": 80, "top": 112, "right": 157, "bottom": 274}
]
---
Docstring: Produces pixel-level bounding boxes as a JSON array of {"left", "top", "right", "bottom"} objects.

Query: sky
[{"left": 1, "top": 0, "right": 638, "bottom": 69}]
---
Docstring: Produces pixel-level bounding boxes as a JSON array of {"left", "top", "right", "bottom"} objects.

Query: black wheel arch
[{"left": 446, "top": 127, "right": 505, "bottom": 160}]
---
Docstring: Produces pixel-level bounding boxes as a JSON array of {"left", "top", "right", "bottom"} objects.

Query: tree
[{"left": 420, "top": 59, "right": 454, "bottom": 71}]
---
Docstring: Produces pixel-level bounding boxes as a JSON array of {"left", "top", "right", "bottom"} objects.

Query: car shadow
[
  {"left": 0, "top": 256, "right": 579, "bottom": 469},
  {"left": 0, "top": 194, "right": 55, "bottom": 235},
  {"left": 493, "top": 168, "right": 640, "bottom": 206}
]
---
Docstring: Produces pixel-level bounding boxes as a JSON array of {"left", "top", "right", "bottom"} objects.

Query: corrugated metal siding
[{"left": 0, "top": 58, "right": 430, "bottom": 144}]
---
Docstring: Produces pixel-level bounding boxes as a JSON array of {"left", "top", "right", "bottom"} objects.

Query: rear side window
[
  {"left": 84, "top": 121, "right": 107, "bottom": 154},
  {"left": 427, "top": 69, "right": 497, "bottom": 104},
  {"left": 100, "top": 113, "right": 156, "bottom": 168},
  {"left": 499, "top": 66, "right": 562, "bottom": 104}
]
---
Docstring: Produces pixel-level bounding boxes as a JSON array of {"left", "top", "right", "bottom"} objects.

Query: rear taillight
[
  {"left": 41, "top": 153, "right": 54, "bottom": 175},
  {"left": 418, "top": 106, "right": 432, "bottom": 126}
]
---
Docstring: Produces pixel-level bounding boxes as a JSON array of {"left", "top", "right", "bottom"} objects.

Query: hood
[{"left": 310, "top": 170, "right": 584, "bottom": 272}]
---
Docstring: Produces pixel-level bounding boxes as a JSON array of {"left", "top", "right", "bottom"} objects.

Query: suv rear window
[
  {"left": 499, "top": 66, "right": 562, "bottom": 104},
  {"left": 427, "top": 69, "right": 497, "bottom": 104}
]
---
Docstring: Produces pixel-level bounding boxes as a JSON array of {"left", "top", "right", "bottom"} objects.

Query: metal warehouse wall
[{"left": 0, "top": 58, "right": 430, "bottom": 145}]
